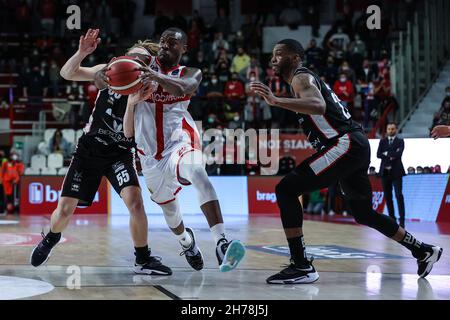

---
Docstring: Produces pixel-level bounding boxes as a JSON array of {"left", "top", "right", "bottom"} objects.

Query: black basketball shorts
[{"left": 61, "top": 153, "right": 140, "bottom": 206}]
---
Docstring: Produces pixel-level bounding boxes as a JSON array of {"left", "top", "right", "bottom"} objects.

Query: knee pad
[
  {"left": 178, "top": 152, "right": 218, "bottom": 206},
  {"left": 160, "top": 200, "right": 183, "bottom": 229}
]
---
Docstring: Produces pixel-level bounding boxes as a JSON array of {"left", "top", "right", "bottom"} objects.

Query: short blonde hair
[{"left": 128, "top": 39, "right": 159, "bottom": 56}]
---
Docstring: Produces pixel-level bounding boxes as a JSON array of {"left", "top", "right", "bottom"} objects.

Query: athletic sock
[
  {"left": 135, "top": 245, "right": 149, "bottom": 264},
  {"left": 398, "top": 231, "right": 426, "bottom": 259},
  {"left": 47, "top": 230, "right": 61, "bottom": 243},
  {"left": 178, "top": 230, "right": 193, "bottom": 248},
  {"left": 210, "top": 223, "right": 226, "bottom": 244},
  {"left": 287, "top": 235, "right": 308, "bottom": 267}
]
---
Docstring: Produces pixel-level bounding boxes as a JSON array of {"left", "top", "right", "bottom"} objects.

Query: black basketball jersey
[
  {"left": 291, "top": 67, "right": 362, "bottom": 150},
  {"left": 76, "top": 88, "right": 135, "bottom": 158}
]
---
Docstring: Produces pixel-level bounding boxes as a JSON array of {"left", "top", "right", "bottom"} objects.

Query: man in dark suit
[{"left": 377, "top": 122, "right": 406, "bottom": 227}]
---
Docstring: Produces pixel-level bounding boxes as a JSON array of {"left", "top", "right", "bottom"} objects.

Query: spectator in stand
[
  {"left": 423, "top": 167, "right": 432, "bottom": 174},
  {"left": 333, "top": 73, "right": 355, "bottom": 114},
  {"left": 1, "top": 150, "right": 24, "bottom": 214},
  {"left": 191, "top": 51, "right": 209, "bottom": 71},
  {"left": 214, "top": 7, "right": 232, "bottom": 37},
  {"left": 321, "top": 56, "right": 338, "bottom": 85},
  {"left": 49, "top": 60, "right": 60, "bottom": 97},
  {"left": 66, "top": 81, "right": 84, "bottom": 101},
  {"left": 212, "top": 32, "right": 230, "bottom": 56},
  {"left": 39, "top": 0, "right": 56, "bottom": 35},
  {"left": 407, "top": 167, "right": 415, "bottom": 175},
  {"left": 305, "top": 39, "right": 324, "bottom": 69},
  {"left": 190, "top": 10, "right": 206, "bottom": 34},
  {"left": 187, "top": 20, "right": 201, "bottom": 54},
  {"left": 48, "top": 129, "right": 72, "bottom": 159},
  {"left": 230, "top": 47, "right": 251, "bottom": 74},
  {"left": 434, "top": 165, "right": 442, "bottom": 174},
  {"left": 22, "top": 65, "right": 49, "bottom": 107},
  {"left": 348, "top": 33, "right": 367, "bottom": 70},
  {"left": 306, "top": 189, "right": 326, "bottom": 215},
  {"left": 216, "top": 61, "right": 231, "bottom": 84},
  {"left": 338, "top": 60, "right": 356, "bottom": 84},
  {"left": 328, "top": 26, "right": 351, "bottom": 55},
  {"left": 279, "top": 1, "right": 302, "bottom": 29},
  {"left": 416, "top": 166, "right": 424, "bottom": 174},
  {"left": 224, "top": 73, "right": 245, "bottom": 101},
  {"left": 241, "top": 56, "right": 263, "bottom": 83},
  {"left": 432, "top": 98, "right": 450, "bottom": 130},
  {"left": 233, "top": 30, "right": 246, "bottom": 51},
  {"left": 205, "top": 74, "right": 225, "bottom": 99}
]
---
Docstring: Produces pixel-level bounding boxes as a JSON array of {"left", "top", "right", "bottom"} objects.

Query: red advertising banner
[
  {"left": 20, "top": 176, "right": 109, "bottom": 215},
  {"left": 278, "top": 134, "right": 316, "bottom": 163},
  {"left": 248, "top": 175, "right": 386, "bottom": 215},
  {"left": 247, "top": 176, "right": 282, "bottom": 215}
]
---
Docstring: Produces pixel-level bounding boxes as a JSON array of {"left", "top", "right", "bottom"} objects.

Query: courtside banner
[
  {"left": 20, "top": 176, "right": 108, "bottom": 215},
  {"left": 247, "top": 176, "right": 282, "bottom": 215}
]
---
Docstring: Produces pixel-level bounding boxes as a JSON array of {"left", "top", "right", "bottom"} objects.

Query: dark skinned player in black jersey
[{"left": 250, "top": 39, "right": 443, "bottom": 284}]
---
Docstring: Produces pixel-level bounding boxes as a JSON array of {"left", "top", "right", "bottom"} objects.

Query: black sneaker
[
  {"left": 30, "top": 232, "right": 61, "bottom": 267},
  {"left": 134, "top": 251, "right": 172, "bottom": 276},
  {"left": 216, "top": 238, "right": 246, "bottom": 272},
  {"left": 180, "top": 228, "right": 204, "bottom": 271},
  {"left": 266, "top": 259, "right": 319, "bottom": 284},
  {"left": 417, "top": 245, "right": 443, "bottom": 278}
]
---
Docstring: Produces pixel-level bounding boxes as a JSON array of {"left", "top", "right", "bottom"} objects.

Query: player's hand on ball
[
  {"left": 431, "top": 125, "right": 450, "bottom": 139},
  {"left": 79, "top": 28, "right": 101, "bottom": 56},
  {"left": 94, "top": 65, "right": 110, "bottom": 89},
  {"left": 249, "top": 81, "right": 277, "bottom": 105},
  {"left": 128, "top": 83, "right": 157, "bottom": 106},
  {"left": 139, "top": 67, "right": 159, "bottom": 85}
]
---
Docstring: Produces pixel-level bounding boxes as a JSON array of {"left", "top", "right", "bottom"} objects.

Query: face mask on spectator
[
  {"left": 11, "top": 154, "right": 18, "bottom": 161},
  {"left": 340, "top": 76, "right": 347, "bottom": 82},
  {"left": 250, "top": 76, "right": 256, "bottom": 82},
  {"left": 234, "top": 115, "right": 240, "bottom": 121},
  {"left": 211, "top": 78, "right": 218, "bottom": 84}
]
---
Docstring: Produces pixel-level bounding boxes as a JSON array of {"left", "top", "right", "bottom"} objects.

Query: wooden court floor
[{"left": 0, "top": 214, "right": 449, "bottom": 300}]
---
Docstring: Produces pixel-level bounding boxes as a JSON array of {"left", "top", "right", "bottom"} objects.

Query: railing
[
  {"left": 367, "top": 99, "right": 397, "bottom": 139},
  {"left": 392, "top": 0, "right": 450, "bottom": 131}
]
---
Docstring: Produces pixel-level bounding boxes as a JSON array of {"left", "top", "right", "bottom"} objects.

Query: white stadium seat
[
  {"left": 58, "top": 167, "right": 69, "bottom": 176},
  {"left": 62, "top": 129, "right": 76, "bottom": 145},
  {"left": 47, "top": 153, "right": 63, "bottom": 169},
  {"left": 41, "top": 167, "right": 57, "bottom": 175},
  {"left": 44, "top": 128, "right": 57, "bottom": 143},
  {"left": 30, "top": 154, "right": 47, "bottom": 170},
  {"left": 25, "top": 167, "right": 40, "bottom": 175},
  {"left": 76, "top": 129, "right": 84, "bottom": 142}
]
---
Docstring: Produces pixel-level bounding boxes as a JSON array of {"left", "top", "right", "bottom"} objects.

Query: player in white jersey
[{"left": 124, "top": 28, "right": 245, "bottom": 272}]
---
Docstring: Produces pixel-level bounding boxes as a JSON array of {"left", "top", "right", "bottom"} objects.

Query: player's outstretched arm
[
  {"left": 140, "top": 67, "right": 201, "bottom": 96},
  {"left": 250, "top": 73, "right": 326, "bottom": 115},
  {"left": 60, "top": 28, "right": 107, "bottom": 81}
]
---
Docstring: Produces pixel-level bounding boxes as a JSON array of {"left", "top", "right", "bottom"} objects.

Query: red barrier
[{"left": 20, "top": 176, "right": 109, "bottom": 215}]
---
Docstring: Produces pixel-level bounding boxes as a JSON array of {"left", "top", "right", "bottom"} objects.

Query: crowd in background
[{"left": 430, "top": 86, "right": 450, "bottom": 135}]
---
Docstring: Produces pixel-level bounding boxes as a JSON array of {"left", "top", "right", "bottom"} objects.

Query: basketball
[{"left": 106, "top": 56, "right": 145, "bottom": 95}]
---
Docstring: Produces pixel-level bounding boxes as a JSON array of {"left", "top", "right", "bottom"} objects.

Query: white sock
[
  {"left": 178, "top": 230, "right": 192, "bottom": 248},
  {"left": 210, "top": 223, "right": 226, "bottom": 245}
]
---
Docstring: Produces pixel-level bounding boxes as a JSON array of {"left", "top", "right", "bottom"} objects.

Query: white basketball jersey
[{"left": 134, "top": 56, "right": 200, "bottom": 167}]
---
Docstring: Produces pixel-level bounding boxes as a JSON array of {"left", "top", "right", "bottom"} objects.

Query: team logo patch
[
  {"left": 73, "top": 171, "right": 83, "bottom": 182},
  {"left": 71, "top": 183, "right": 80, "bottom": 192},
  {"left": 112, "top": 162, "right": 125, "bottom": 173},
  {"left": 246, "top": 245, "right": 407, "bottom": 260}
]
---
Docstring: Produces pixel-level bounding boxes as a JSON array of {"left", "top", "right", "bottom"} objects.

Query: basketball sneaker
[
  {"left": 180, "top": 228, "right": 204, "bottom": 271},
  {"left": 216, "top": 238, "right": 246, "bottom": 272},
  {"left": 134, "top": 250, "right": 172, "bottom": 276},
  {"left": 266, "top": 258, "right": 319, "bottom": 284},
  {"left": 417, "top": 245, "right": 443, "bottom": 278},
  {"left": 30, "top": 231, "right": 61, "bottom": 267}
]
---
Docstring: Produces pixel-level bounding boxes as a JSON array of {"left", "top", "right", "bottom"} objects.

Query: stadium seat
[
  {"left": 41, "top": 167, "right": 57, "bottom": 175},
  {"left": 25, "top": 167, "right": 41, "bottom": 175},
  {"left": 62, "top": 129, "right": 76, "bottom": 145},
  {"left": 58, "top": 167, "right": 69, "bottom": 176},
  {"left": 37, "top": 141, "right": 49, "bottom": 155},
  {"left": 47, "top": 153, "right": 64, "bottom": 169},
  {"left": 30, "top": 154, "right": 47, "bottom": 170},
  {"left": 76, "top": 129, "right": 84, "bottom": 142},
  {"left": 44, "top": 128, "right": 57, "bottom": 143}
]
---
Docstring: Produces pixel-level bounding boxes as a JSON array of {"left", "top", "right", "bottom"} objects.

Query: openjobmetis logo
[{"left": 256, "top": 190, "right": 277, "bottom": 203}]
